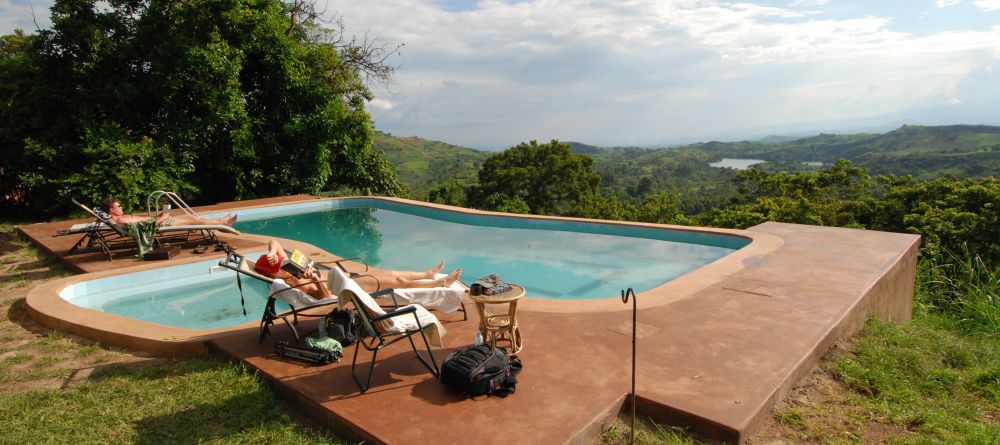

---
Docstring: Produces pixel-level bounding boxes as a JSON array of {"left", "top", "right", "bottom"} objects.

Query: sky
[{"left": 3, "top": 1, "right": 1000, "bottom": 149}]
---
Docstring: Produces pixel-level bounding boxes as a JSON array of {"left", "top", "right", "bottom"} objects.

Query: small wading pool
[{"left": 59, "top": 255, "right": 285, "bottom": 329}]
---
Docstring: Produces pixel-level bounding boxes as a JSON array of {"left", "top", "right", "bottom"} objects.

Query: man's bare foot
[{"left": 444, "top": 268, "right": 462, "bottom": 287}]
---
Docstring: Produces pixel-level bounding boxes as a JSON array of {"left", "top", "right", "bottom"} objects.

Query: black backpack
[
  {"left": 440, "top": 344, "right": 522, "bottom": 397},
  {"left": 325, "top": 308, "right": 361, "bottom": 346}
]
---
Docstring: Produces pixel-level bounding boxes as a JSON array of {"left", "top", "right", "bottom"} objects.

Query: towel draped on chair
[{"left": 328, "top": 269, "right": 447, "bottom": 347}]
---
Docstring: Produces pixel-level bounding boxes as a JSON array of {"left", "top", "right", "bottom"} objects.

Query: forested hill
[
  {"left": 696, "top": 124, "right": 1000, "bottom": 179},
  {"left": 373, "top": 131, "right": 488, "bottom": 197},
  {"left": 376, "top": 125, "right": 1000, "bottom": 202}
]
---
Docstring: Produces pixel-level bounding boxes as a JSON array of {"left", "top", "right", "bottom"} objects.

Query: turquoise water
[
  {"left": 62, "top": 200, "right": 748, "bottom": 329},
  {"left": 61, "top": 256, "right": 290, "bottom": 329},
  {"left": 235, "top": 203, "right": 747, "bottom": 299}
]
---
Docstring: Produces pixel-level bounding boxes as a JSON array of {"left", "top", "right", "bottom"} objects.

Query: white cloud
[
  {"left": 975, "top": 0, "right": 1000, "bottom": 10},
  {"left": 947, "top": 97, "right": 963, "bottom": 105},
  {"left": 936, "top": 0, "right": 962, "bottom": 7},
  {"left": 791, "top": 0, "right": 830, "bottom": 6},
  {"left": 369, "top": 98, "right": 397, "bottom": 111},
  {"left": 6, "top": 1, "right": 999, "bottom": 147}
]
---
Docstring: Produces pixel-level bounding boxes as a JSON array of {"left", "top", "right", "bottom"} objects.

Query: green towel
[
  {"left": 126, "top": 218, "right": 158, "bottom": 258},
  {"left": 305, "top": 336, "right": 342, "bottom": 354}
]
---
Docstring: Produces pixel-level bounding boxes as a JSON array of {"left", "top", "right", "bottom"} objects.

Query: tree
[
  {"left": 1, "top": 0, "right": 403, "bottom": 216},
  {"left": 469, "top": 140, "right": 601, "bottom": 216},
  {"left": 427, "top": 179, "right": 468, "bottom": 207}
]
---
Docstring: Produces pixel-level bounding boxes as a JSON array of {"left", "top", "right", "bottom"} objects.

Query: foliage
[
  {"left": 481, "top": 193, "right": 531, "bottom": 214},
  {"left": 468, "top": 139, "right": 601, "bottom": 216},
  {"left": 872, "top": 175, "right": 1000, "bottom": 259},
  {"left": 374, "top": 131, "right": 485, "bottom": 200},
  {"left": 0, "top": 0, "right": 402, "bottom": 216},
  {"left": 427, "top": 179, "right": 468, "bottom": 207},
  {"left": 830, "top": 316, "right": 1000, "bottom": 443},
  {"left": 699, "top": 159, "right": 875, "bottom": 229},
  {"left": 916, "top": 249, "right": 1000, "bottom": 337}
]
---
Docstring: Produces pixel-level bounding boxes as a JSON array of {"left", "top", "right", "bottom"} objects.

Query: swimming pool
[
  {"left": 59, "top": 255, "right": 288, "bottom": 329},
  {"left": 235, "top": 198, "right": 750, "bottom": 300}
]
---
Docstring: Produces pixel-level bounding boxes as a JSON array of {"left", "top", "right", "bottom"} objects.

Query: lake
[{"left": 709, "top": 158, "right": 766, "bottom": 170}]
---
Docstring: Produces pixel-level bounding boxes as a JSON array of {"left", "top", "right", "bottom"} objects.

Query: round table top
[{"left": 469, "top": 284, "right": 524, "bottom": 303}]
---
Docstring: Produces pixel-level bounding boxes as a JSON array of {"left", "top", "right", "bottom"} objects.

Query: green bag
[{"left": 305, "top": 336, "right": 343, "bottom": 355}]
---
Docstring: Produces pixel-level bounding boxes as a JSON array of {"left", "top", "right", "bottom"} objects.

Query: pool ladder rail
[{"left": 146, "top": 191, "right": 200, "bottom": 219}]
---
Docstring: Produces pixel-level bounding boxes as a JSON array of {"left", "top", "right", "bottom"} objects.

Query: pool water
[
  {"left": 63, "top": 199, "right": 748, "bottom": 329},
  {"left": 60, "top": 256, "right": 290, "bottom": 329},
  {"left": 235, "top": 204, "right": 746, "bottom": 300}
]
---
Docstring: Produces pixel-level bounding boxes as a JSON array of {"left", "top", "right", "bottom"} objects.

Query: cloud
[
  {"left": 368, "top": 98, "right": 397, "bottom": 111},
  {"left": 975, "top": 0, "right": 1000, "bottom": 10},
  {"left": 936, "top": 0, "right": 962, "bottom": 7},
  {"left": 6, "top": 1, "right": 999, "bottom": 147}
]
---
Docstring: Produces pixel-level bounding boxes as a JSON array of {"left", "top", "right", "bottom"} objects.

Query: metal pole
[{"left": 621, "top": 287, "right": 637, "bottom": 445}]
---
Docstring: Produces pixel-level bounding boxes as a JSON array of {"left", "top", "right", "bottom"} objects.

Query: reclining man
[
  {"left": 254, "top": 239, "right": 462, "bottom": 300},
  {"left": 101, "top": 197, "right": 237, "bottom": 227}
]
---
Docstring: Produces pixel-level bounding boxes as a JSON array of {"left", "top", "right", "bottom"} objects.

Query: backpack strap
[{"left": 490, "top": 355, "right": 523, "bottom": 398}]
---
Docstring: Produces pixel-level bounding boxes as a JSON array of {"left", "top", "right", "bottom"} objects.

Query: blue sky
[{"left": 3, "top": 1, "right": 999, "bottom": 149}]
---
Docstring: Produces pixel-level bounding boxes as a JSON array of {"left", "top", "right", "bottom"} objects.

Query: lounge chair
[
  {"left": 217, "top": 250, "right": 367, "bottom": 343},
  {"left": 60, "top": 198, "right": 240, "bottom": 260},
  {"left": 328, "top": 267, "right": 444, "bottom": 393}
]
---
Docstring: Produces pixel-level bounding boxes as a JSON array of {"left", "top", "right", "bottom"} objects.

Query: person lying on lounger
[
  {"left": 254, "top": 239, "right": 462, "bottom": 300},
  {"left": 101, "top": 197, "right": 237, "bottom": 227}
]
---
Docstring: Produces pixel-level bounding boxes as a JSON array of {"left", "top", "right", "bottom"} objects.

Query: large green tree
[
  {"left": 0, "top": 0, "right": 402, "bottom": 216},
  {"left": 469, "top": 140, "right": 601, "bottom": 215}
]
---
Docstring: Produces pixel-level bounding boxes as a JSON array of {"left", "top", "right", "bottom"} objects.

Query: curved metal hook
[{"left": 621, "top": 287, "right": 635, "bottom": 304}]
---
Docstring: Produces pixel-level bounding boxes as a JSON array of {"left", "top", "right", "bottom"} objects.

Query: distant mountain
[
  {"left": 707, "top": 124, "right": 1000, "bottom": 179},
  {"left": 373, "top": 132, "right": 488, "bottom": 199},
  {"left": 376, "top": 125, "right": 1000, "bottom": 202}
]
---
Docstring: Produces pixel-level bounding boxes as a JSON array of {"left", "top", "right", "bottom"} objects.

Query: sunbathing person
[
  {"left": 254, "top": 239, "right": 462, "bottom": 300},
  {"left": 101, "top": 198, "right": 237, "bottom": 227}
]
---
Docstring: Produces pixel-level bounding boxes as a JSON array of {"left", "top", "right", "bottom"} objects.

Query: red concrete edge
[
  {"left": 633, "top": 394, "right": 740, "bottom": 443},
  {"left": 733, "top": 231, "right": 922, "bottom": 442},
  {"left": 567, "top": 393, "right": 630, "bottom": 445}
]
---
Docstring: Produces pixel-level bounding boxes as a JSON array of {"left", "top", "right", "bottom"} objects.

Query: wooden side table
[{"left": 469, "top": 284, "right": 524, "bottom": 355}]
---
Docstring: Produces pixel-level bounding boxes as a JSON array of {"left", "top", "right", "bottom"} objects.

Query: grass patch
[
  {"left": 829, "top": 313, "right": 1000, "bottom": 443},
  {"left": 601, "top": 417, "right": 704, "bottom": 445},
  {"left": 32, "top": 331, "right": 73, "bottom": 353},
  {"left": 0, "top": 358, "right": 344, "bottom": 444},
  {"left": 77, "top": 343, "right": 101, "bottom": 357}
]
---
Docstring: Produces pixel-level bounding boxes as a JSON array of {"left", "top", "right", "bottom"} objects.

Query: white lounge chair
[{"left": 328, "top": 267, "right": 445, "bottom": 393}]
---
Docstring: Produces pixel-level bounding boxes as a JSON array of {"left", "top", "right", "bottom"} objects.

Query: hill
[
  {"left": 373, "top": 131, "right": 488, "bottom": 199},
  {"left": 706, "top": 124, "right": 1000, "bottom": 179},
  {"left": 376, "top": 125, "right": 1000, "bottom": 205}
]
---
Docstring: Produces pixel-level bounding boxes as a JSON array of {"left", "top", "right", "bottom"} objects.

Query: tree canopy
[
  {"left": 468, "top": 139, "right": 600, "bottom": 215},
  {"left": 0, "top": 0, "right": 403, "bottom": 215}
]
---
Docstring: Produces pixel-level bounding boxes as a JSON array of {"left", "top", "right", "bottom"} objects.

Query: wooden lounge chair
[
  {"left": 329, "top": 267, "right": 444, "bottom": 393},
  {"left": 60, "top": 198, "right": 240, "bottom": 260}
]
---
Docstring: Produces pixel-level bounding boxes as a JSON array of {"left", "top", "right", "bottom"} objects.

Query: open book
[{"left": 281, "top": 249, "right": 315, "bottom": 278}]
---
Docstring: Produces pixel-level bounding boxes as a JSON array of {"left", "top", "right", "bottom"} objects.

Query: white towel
[
  {"left": 328, "top": 268, "right": 446, "bottom": 347},
  {"left": 390, "top": 274, "right": 465, "bottom": 313},
  {"left": 269, "top": 279, "right": 337, "bottom": 308}
]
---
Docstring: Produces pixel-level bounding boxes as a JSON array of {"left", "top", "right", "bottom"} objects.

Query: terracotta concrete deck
[{"left": 18, "top": 197, "right": 920, "bottom": 444}]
